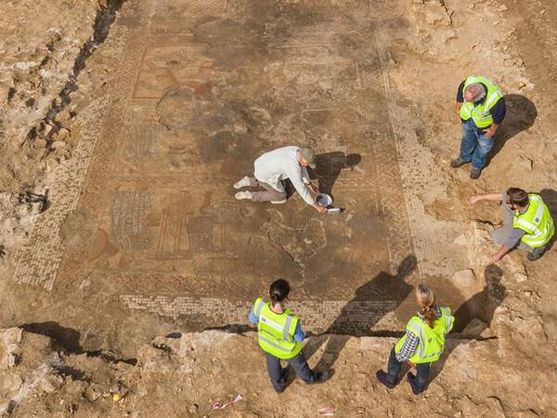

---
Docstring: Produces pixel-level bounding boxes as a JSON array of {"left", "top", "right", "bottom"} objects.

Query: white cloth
[{"left": 254, "top": 146, "right": 315, "bottom": 205}]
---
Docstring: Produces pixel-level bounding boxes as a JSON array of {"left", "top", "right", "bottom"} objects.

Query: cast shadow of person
[
  {"left": 312, "top": 152, "right": 362, "bottom": 198},
  {"left": 302, "top": 255, "right": 417, "bottom": 373},
  {"left": 283, "top": 152, "right": 361, "bottom": 199},
  {"left": 430, "top": 264, "right": 507, "bottom": 381},
  {"left": 489, "top": 94, "right": 537, "bottom": 164}
]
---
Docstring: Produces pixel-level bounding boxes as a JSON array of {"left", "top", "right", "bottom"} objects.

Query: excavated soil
[{"left": 0, "top": 0, "right": 557, "bottom": 416}]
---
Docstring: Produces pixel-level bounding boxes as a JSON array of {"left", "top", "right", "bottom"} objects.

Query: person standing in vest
[
  {"left": 470, "top": 188, "right": 555, "bottom": 262},
  {"left": 233, "top": 146, "right": 327, "bottom": 213},
  {"left": 249, "top": 279, "right": 329, "bottom": 393},
  {"left": 376, "top": 283, "right": 454, "bottom": 394},
  {"left": 451, "top": 75, "right": 506, "bottom": 179}
]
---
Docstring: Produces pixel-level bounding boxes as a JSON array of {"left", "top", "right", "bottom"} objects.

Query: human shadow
[
  {"left": 302, "top": 255, "right": 417, "bottom": 372},
  {"left": 20, "top": 321, "right": 82, "bottom": 353},
  {"left": 489, "top": 94, "right": 537, "bottom": 164},
  {"left": 312, "top": 152, "right": 362, "bottom": 198},
  {"left": 430, "top": 264, "right": 507, "bottom": 381}
]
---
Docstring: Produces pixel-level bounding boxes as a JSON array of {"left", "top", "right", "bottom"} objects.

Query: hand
[
  {"left": 483, "top": 126, "right": 496, "bottom": 138},
  {"left": 488, "top": 253, "right": 501, "bottom": 264},
  {"left": 314, "top": 204, "right": 327, "bottom": 214},
  {"left": 470, "top": 195, "right": 482, "bottom": 205}
]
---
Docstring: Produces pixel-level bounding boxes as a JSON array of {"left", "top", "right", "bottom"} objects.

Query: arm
[
  {"left": 301, "top": 167, "right": 319, "bottom": 195},
  {"left": 483, "top": 122, "right": 499, "bottom": 138},
  {"left": 293, "top": 321, "right": 306, "bottom": 342},
  {"left": 484, "top": 99, "right": 506, "bottom": 138},
  {"left": 395, "top": 331, "right": 420, "bottom": 363},
  {"left": 470, "top": 193, "right": 503, "bottom": 205},
  {"left": 454, "top": 101, "right": 463, "bottom": 121},
  {"left": 454, "top": 80, "right": 465, "bottom": 121},
  {"left": 248, "top": 310, "right": 259, "bottom": 325},
  {"left": 489, "top": 228, "right": 525, "bottom": 262},
  {"left": 290, "top": 167, "right": 326, "bottom": 213},
  {"left": 489, "top": 245, "right": 512, "bottom": 263}
]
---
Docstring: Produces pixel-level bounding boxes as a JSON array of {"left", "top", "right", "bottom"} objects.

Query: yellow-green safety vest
[
  {"left": 252, "top": 298, "right": 302, "bottom": 360},
  {"left": 513, "top": 193, "right": 555, "bottom": 248},
  {"left": 459, "top": 76, "right": 503, "bottom": 128},
  {"left": 395, "top": 306, "right": 454, "bottom": 364}
]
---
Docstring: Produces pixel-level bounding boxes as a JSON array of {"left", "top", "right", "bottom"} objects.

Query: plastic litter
[
  {"left": 319, "top": 406, "right": 336, "bottom": 416},
  {"left": 211, "top": 394, "right": 244, "bottom": 410}
]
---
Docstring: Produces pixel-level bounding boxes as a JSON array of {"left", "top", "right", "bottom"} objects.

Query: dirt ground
[{"left": 1, "top": 0, "right": 557, "bottom": 416}]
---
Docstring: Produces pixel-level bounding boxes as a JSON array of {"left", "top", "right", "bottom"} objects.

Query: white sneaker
[
  {"left": 271, "top": 199, "right": 287, "bottom": 204},
  {"left": 235, "top": 191, "right": 252, "bottom": 200},
  {"left": 233, "top": 176, "right": 251, "bottom": 189}
]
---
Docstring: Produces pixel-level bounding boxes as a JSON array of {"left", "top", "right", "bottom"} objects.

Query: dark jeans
[
  {"left": 265, "top": 352, "right": 316, "bottom": 391},
  {"left": 386, "top": 348, "right": 430, "bottom": 393},
  {"left": 459, "top": 119, "right": 495, "bottom": 170}
]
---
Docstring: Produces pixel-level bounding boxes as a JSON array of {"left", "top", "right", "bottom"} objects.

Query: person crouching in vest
[
  {"left": 376, "top": 283, "right": 454, "bottom": 394},
  {"left": 451, "top": 75, "right": 506, "bottom": 179},
  {"left": 470, "top": 188, "right": 555, "bottom": 262},
  {"left": 248, "top": 279, "right": 329, "bottom": 393}
]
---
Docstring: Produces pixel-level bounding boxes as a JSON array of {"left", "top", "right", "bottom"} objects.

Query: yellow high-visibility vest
[
  {"left": 395, "top": 307, "right": 454, "bottom": 364},
  {"left": 513, "top": 194, "right": 555, "bottom": 248},
  {"left": 252, "top": 298, "right": 302, "bottom": 360},
  {"left": 459, "top": 76, "right": 503, "bottom": 128}
]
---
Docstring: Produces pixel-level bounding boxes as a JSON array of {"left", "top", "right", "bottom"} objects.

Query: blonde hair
[{"left": 416, "top": 283, "right": 437, "bottom": 328}]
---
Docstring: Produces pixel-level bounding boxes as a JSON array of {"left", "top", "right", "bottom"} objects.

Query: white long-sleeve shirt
[{"left": 254, "top": 146, "right": 315, "bottom": 205}]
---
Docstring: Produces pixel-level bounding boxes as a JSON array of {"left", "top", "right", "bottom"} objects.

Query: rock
[
  {"left": 514, "top": 272, "right": 528, "bottom": 283},
  {"left": 451, "top": 269, "right": 477, "bottom": 289},
  {"left": 0, "top": 374, "right": 23, "bottom": 393},
  {"left": 55, "top": 127, "right": 70, "bottom": 140},
  {"left": 85, "top": 383, "right": 103, "bottom": 402},
  {"left": 39, "top": 374, "right": 64, "bottom": 393},
  {"left": 498, "top": 4, "right": 509, "bottom": 12},
  {"left": 5, "top": 353, "right": 18, "bottom": 368},
  {"left": 54, "top": 109, "right": 71, "bottom": 123},
  {"left": 43, "top": 123, "right": 53, "bottom": 135},
  {"left": 2, "top": 328, "right": 23, "bottom": 345},
  {"left": 51, "top": 140, "right": 66, "bottom": 150}
]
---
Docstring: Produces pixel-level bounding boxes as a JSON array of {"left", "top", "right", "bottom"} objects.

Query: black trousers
[
  {"left": 265, "top": 352, "right": 317, "bottom": 391},
  {"left": 386, "top": 348, "right": 430, "bottom": 392}
]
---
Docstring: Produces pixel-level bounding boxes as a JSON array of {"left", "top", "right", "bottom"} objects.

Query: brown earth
[{"left": 0, "top": 0, "right": 556, "bottom": 416}]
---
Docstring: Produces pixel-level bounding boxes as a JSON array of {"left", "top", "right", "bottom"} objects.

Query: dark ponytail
[{"left": 269, "top": 279, "right": 290, "bottom": 304}]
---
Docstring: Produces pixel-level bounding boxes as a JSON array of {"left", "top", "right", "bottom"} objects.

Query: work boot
[
  {"left": 470, "top": 168, "right": 482, "bottom": 179},
  {"left": 234, "top": 191, "right": 252, "bottom": 200},
  {"left": 307, "top": 370, "right": 330, "bottom": 385},
  {"left": 406, "top": 372, "right": 423, "bottom": 395},
  {"left": 375, "top": 370, "right": 395, "bottom": 389},
  {"left": 450, "top": 158, "right": 468, "bottom": 168},
  {"left": 233, "top": 176, "right": 251, "bottom": 189},
  {"left": 527, "top": 248, "right": 545, "bottom": 261}
]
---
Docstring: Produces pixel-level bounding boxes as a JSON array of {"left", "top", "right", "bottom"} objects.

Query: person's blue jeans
[
  {"left": 386, "top": 348, "right": 430, "bottom": 392},
  {"left": 265, "top": 352, "right": 317, "bottom": 392},
  {"left": 459, "top": 119, "right": 495, "bottom": 170}
]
